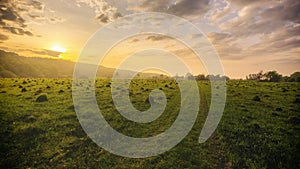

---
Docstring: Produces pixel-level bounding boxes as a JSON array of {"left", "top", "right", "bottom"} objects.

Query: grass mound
[{"left": 36, "top": 94, "right": 48, "bottom": 102}]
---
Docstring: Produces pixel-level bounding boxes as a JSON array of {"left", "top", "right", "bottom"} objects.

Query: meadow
[{"left": 0, "top": 78, "right": 299, "bottom": 169}]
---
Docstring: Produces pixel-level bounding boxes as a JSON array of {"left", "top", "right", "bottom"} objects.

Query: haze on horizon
[{"left": 0, "top": 0, "right": 299, "bottom": 78}]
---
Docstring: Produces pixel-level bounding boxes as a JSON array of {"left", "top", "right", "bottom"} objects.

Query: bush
[
  {"left": 253, "top": 96, "right": 261, "bottom": 101},
  {"left": 36, "top": 94, "right": 48, "bottom": 102}
]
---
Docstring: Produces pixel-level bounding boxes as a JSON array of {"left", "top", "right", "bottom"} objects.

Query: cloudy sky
[{"left": 0, "top": 0, "right": 299, "bottom": 78}]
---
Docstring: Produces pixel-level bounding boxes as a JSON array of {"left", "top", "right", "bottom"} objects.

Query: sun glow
[{"left": 50, "top": 45, "right": 66, "bottom": 53}]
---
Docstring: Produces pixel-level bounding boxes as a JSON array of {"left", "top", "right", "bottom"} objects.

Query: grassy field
[{"left": 0, "top": 78, "right": 299, "bottom": 168}]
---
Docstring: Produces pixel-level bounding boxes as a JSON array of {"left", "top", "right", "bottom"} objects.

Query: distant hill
[
  {"left": 0, "top": 50, "right": 163, "bottom": 78},
  {"left": 0, "top": 50, "right": 75, "bottom": 78}
]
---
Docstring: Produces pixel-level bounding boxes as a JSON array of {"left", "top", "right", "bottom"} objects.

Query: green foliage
[
  {"left": 194, "top": 74, "right": 229, "bottom": 81},
  {"left": 194, "top": 74, "right": 206, "bottom": 81},
  {"left": 246, "top": 71, "right": 264, "bottom": 81},
  {"left": 264, "top": 71, "right": 282, "bottom": 82},
  {"left": 246, "top": 70, "right": 300, "bottom": 82},
  {"left": 288, "top": 72, "right": 300, "bottom": 82}
]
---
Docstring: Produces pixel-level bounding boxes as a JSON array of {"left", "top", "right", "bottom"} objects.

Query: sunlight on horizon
[
  {"left": 50, "top": 44, "right": 67, "bottom": 58},
  {"left": 50, "top": 45, "right": 66, "bottom": 53}
]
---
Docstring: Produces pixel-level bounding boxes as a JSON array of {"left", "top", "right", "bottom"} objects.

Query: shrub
[
  {"left": 36, "top": 94, "right": 48, "bottom": 102},
  {"left": 253, "top": 96, "right": 261, "bottom": 101}
]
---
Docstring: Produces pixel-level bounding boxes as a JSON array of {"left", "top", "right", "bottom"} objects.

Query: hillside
[{"left": 0, "top": 50, "right": 161, "bottom": 78}]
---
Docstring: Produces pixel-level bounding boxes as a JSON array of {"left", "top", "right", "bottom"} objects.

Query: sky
[{"left": 0, "top": 0, "right": 299, "bottom": 78}]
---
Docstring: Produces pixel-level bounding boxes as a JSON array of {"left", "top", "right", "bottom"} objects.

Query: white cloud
[{"left": 76, "top": 0, "right": 122, "bottom": 24}]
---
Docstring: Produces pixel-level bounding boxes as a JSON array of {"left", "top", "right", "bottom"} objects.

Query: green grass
[{"left": 0, "top": 78, "right": 299, "bottom": 168}]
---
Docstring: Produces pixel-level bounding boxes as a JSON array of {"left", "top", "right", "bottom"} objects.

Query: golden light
[{"left": 50, "top": 45, "right": 66, "bottom": 53}]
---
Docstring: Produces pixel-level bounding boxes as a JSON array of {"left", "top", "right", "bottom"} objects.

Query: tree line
[
  {"left": 246, "top": 71, "right": 300, "bottom": 82},
  {"left": 193, "top": 74, "right": 230, "bottom": 81},
  {"left": 190, "top": 71, "right": 300, "bottom": 82}
]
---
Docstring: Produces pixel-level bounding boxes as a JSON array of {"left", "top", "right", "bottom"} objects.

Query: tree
[
  {"left": 288, "top": 72, "right": 300, "bottom": 82},
  {"left": 264, "top": 71, "right": 282, "bottom": 82},
  {"left": 185, "top": 72, "right": 194, "bottom": 80},
  {"left": 282, "top": 76, "right": 289, "bottom": 82},
  {"left": 194, "top": 74, "right": 207, "bottom": 81},
  {"left": 247, "top": 71, "right": 264, "bottom": 81},
  {"left": 223, "top": 76, "right": 230, "bottom": 81},
  {"left": 246, "top": 71, "right": 299, "bottom": 82}
]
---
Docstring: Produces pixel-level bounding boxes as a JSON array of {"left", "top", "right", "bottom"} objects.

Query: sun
[{"left": 50, "top": 45, "right": 66, "bottom": 53}]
